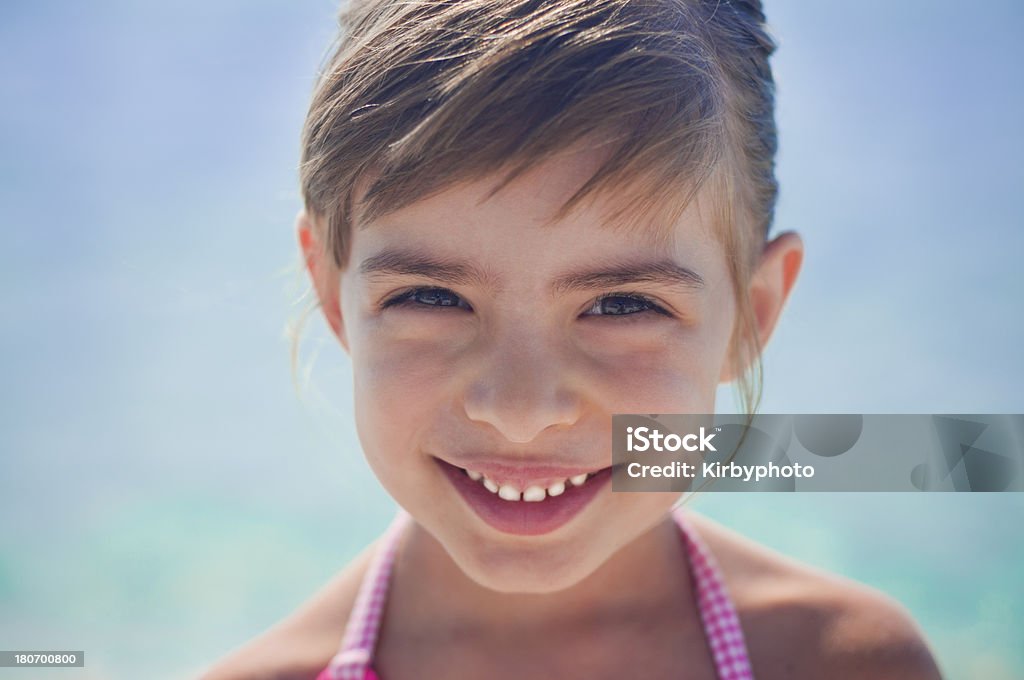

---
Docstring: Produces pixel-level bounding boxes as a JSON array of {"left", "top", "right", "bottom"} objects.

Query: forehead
[{"left": 351, "top": 142, "right": 722, "bottom": 257}]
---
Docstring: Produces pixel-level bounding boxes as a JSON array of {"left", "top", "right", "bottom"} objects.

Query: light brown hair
[{"left": 299, "top": 0, "right": 779, "bottom": 413}]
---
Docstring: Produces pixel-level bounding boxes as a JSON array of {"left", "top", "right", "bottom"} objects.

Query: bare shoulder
[
  {"left": 686, "top": 512, "right": 944, "bottom": 680},
  {"left": 197, "top": 540, "right": 377, "bottom": 680}
]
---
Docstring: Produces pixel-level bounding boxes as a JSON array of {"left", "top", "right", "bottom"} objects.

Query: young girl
[{"left": 206, "top": 0, "right": 942, "bottom": 677}]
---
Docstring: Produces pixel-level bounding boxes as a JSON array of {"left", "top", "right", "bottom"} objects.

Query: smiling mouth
[
  {"left": 458, "top": 465, "right": 604, "bottom": 502},
  {"left": 434, "top": 458, "right": 614, "bottom": 536}
]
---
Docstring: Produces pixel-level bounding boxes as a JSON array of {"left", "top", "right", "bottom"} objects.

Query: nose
[{"left": 462, "top": 333, "right": 583, "bottom": 444}]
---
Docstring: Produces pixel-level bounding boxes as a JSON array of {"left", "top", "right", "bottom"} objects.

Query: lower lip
[{"left": 436, "top": 458, "right": 612, "bottom": 536}]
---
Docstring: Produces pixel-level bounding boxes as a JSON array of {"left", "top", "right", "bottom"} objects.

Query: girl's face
[{"left": 329, "top": 146, "right": 739, "bottom": 593}]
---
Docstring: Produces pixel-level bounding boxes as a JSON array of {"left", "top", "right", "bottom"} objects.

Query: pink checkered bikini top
[{"left": 316, "top": 508, "right": 755, "bottom": 680}]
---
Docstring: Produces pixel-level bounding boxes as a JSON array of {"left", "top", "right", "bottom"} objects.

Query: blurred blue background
[{"left": 1, "top": 1, "right": 1022, "bottom": 678}]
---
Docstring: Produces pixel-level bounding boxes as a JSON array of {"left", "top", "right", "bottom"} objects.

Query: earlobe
[
  {"left": 297, "top": 210, "right": 349, "bottom": 352},
  {"left": 719, "top": 231, "right": 803, "bottom": 383}
]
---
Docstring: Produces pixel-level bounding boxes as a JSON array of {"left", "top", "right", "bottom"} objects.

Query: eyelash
[{"left": 379, "top": 287, "right": 672, "bottom": 317}]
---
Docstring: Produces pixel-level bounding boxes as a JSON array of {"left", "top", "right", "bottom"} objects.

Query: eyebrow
[
  {"left": 359, "top": 250, "right": 495, "bottom": 287},
  {"left": 552, "top": 260, "right": 705, "bottom": 295},
  {"left": 358, "top": 249, "right": 704, "bottom": 295}
]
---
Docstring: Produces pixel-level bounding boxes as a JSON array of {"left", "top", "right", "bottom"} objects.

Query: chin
[{"left": 448, "top": 533, "right": 607, "bottom": 594}]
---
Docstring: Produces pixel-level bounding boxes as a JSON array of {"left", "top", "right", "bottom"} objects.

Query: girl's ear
[
  {"left": 720, "top": 231, "right": 803, "bottom": 382},
  {"left": 297, "top": 210, "right": 349, "bottom": 353}
]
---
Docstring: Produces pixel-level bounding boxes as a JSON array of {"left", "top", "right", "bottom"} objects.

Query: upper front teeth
[
  {"left": 522, "top": 485, "right": 545, "bottom": 502},
  {"left": 498, "top": 484, "right": 520, "bottom": 501},
  {"left": 467, "top": 469, "right": 592, "bottom": 502}
]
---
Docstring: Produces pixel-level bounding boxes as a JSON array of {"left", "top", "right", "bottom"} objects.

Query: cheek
[
  {"left": 350, "top": 329, "right": 465, "bottom": 472},
  {"left": 579, "top": 319, "right": 733, "bottom": 414}
]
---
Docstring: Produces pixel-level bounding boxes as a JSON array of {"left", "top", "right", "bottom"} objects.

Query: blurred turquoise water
[
  {"left": 2, "top": 484, "right": 1022, "bottom": 678},
  {"left": 1, "top": 1, "right": 1022, "bottom": 678}
]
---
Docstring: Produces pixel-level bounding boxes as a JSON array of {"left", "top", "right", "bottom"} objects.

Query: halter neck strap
[{"left": 320, "top": 508, "right": 755, "bottom": 679}]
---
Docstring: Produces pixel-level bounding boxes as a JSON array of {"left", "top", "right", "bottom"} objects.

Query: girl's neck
[{"left": 386, "top": 513, "right": 694, "bottom": 636}]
